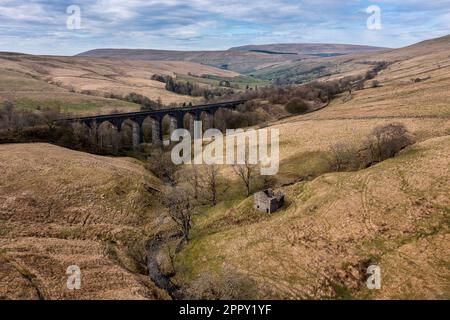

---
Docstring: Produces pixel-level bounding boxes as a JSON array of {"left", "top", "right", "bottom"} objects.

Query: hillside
[
  {"left": 77, "top": 49, "right": 291, "bottom": 74},
  {"left": 0, "top": 53, "right": 239, "bottom": 115},
  {"left": 0, "top": 143, "right": 173, "bottom": 300},
  {"left": 172, "top": 35, "right": 450, "bottom": 299},
  {"left": 229, "top": 43, "right": 388, "bottom": 55},
  {"left": 77, "top": 44, "right": 386, "bottom": 74},
  {"left": 254, "top": 34, "right": 450, "bottom": 84},
  {"left": 176, "top": 136, "right": 450, "bottom": 299},
  {"left": 1, "top": 35, "right": 449, "bottom": 300}
]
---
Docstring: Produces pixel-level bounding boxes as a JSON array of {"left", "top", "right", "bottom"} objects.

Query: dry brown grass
[
  {"left": 176, "top": 137, "right": 450, "bottom": 299},
  {"left": 0, "top": 143, "right": 173, "bottom": 300},
  {"left": 174, "top": 36, "right": 450, "bottom": 300},
  {"left": 1, "top": 36, "right": 450, "bottom": 300},
  {"left": 0, "top": 53, "right": 239, "bottom": 115}
]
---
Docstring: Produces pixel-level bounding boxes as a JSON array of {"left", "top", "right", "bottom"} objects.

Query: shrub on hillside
[
  {"left": 184, "top": 265, "right": 257, "bottom": 300},
  {"left": 214, "top": 108, "right": 264, "bottom": 131},
  {"left": 372, "top": 80, "right": 381, "bottom": 88},
  {"left": 328, "top": 123, "right": 413, "bottom": 172},
  {"left": 124, "top": 92, "right": 162, "bottom": 110},
  {"left": 151, "top": 74, "right": 171, "bottom": 83},
  {"left": 328, "top": 141, "right": 362, "bottom": 172},
  {"left": 285, "top": 98, "right": 310, "bottom": 114},
  {"left": 366, "top": 123, "right": 412, "bottom": 163}
]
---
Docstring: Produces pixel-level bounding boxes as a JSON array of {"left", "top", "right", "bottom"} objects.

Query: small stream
[{"left": 146, "top": 235, "right": 182, "bottom": 299}]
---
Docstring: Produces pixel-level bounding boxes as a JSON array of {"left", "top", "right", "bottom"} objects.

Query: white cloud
[{"left": 0, "top": 0, "right": 449, "bottom": 54}]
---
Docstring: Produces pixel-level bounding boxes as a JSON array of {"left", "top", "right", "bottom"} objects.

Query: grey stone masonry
[{"left": 253, "top": 189, "right": 285, "bottom": 214}]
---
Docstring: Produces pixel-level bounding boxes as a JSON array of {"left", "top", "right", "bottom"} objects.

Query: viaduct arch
[{"left": 59, "top": 100, "right": 246, "bottom": 150}]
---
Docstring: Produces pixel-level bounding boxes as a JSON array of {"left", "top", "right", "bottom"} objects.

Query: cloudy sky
[{"left": 0, "top": 0, "right": 449, "bottom": 55}]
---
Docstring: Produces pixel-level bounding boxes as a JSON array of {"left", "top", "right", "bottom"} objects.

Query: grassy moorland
[
  {"left": 0, "top": 36, "right": 449, "bottom": 300},
  {"left": 172, "top": 35, "right": 450, "bottom": 299},
  {"left": 0, "top": 143, "right": 172, "bottom": 299},
  {"left": 0, "top": 53, "right": 240, "bottom": 115}
]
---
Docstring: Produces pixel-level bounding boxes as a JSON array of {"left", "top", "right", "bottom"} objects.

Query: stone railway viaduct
[{"left": 60, "top": 100, "right": 246, "bottom": 149}]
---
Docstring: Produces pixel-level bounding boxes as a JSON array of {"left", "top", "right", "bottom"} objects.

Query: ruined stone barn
[{"left": 253, "top": 189, "right": 285, "bottom": 214}]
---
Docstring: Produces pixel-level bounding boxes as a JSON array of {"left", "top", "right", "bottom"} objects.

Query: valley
[{"left": 0, "top": 35, "right": 449, "bottom": 300}]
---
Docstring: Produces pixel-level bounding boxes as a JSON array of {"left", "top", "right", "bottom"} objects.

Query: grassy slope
[
  {"left": 174, "top": 36, "right": 450, "bottom": 299},
  {"left": 1, "top": 36, "right": 449, "bottom": 300},
  {"left": 77, "top": 48, "right": 299, "bottom": 74},
  {"left": 176, "top": 73, "right": 268, "bottom": 90},
  {"left": 0, "top": 69, "right": 139, "bottom": 114},
  {"left": 0, "top": 143, "right": 173, "bottom": 300},
  {"left": 78, "top": 44, "right": 387, "bottom": 74},
  {"left": 176, "top": 136, "right": 450, "bottom": 299},
  {"left": 250, "top": 53, "right": 374, "bottom": 82},
  {"left": 0, "top": 53, "right": 240, "bottom": 115}
]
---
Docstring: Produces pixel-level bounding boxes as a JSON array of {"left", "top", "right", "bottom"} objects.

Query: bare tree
[
  {"left": 328, "top": 123, "right": 412, "bottom": 173},
  {"left": 39, "top": 107, "right": 61, "bottom": 131},
  {"left": 367, "top": 123, "right": 411, "bottom": 163},
  {"left": 328, "top": 141, "right": 361, "bottom": 171},
  {"left": 233, "top": 160, "right": 257, "bottom": 197},
  {"left": 161, "top": 185, "right": 195, "bottom": 244},
  {"left": 185, "top": 165, "right": 203, "bottom": 202},
  {"left": 0, "top": 101, "right": 16, "bottom": 132},
  {"left": 202, "top": 165, "right": 221, "bottom": 206},
  {"left": 146, "top": 149, "right": 178, "bottom": 185}
]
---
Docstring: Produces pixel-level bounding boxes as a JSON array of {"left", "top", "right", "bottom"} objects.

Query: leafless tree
[
  {"left": 184, "top": 165, "right": 203, "bottom": 202},
  {"left": 202, "top": 165, "right": 221, "bottom": 206},
  {"left": 39, "top": 107, "right": 61, "bottom": 130},
  {"left": 146, "top": 149, "right": 178, "bottom": 184},
  {"left": 367, "top": 123, "right": 411, "bottom": 163},
  {"left": 329, "top": 141, "right": 361, "bottom": 171},
  {"left": 0, "top": 101, "right": 16, "bottom": 132},
  {"left": 233, "top": 160, "right": 257, "bottom": 197},
  {"left": 161, "top": 185, "right": 195, "bottom": 244}
]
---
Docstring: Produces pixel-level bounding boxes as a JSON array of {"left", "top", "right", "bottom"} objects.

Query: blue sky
[{"left": 0, "top": 0, "right": 449, "bottom": 55}]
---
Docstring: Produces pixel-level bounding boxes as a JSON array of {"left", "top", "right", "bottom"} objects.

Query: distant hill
[
  {"left": 76, "top": 49, "right": 295, "bottom": 74},
  {"left": 0, "top": 52, "right": 240, "bottom": 115},
  {"left": 229, "top": 43, "right": 388, "bottom": 55},
  {"left": 77, "top": 43, "right": 388, "bottom": 74},
  {"left": 247, "top": 35, "right": 450, "bottom": 83}
]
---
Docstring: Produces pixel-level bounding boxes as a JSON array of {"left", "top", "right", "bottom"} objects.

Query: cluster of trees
[
  {"left": 273, "top": 65, "right": 330, "bottom": 85},
  {"left": 152, "top": 74, "right": 235, "bottom": 100},
  {"left": 234, "top": 62, "right": 389, "bottom": 116},
  {"left": 365, "top": 61, "right": 390, "bottom": 81},
  {"left": 102, "top": 91, "right": 166, "bottom": 111},
  {"left": 227, "top": 75, "right": 365, "bottom": 116},
  {"left": 351, "top": 61, "right": 391, "bottom": 90},
  {"left": 272, "top": 60, "right": 390, "bottom": 86},
  {"left": 124, "top": 92, "right": 164, "bottom": 111},
  {"left": 328, "top": 123, "right": 413, "bottom": 172},
  {"left": 151, "top": 74, "right": 172, "bottom": 83},
  {"left": 0, "top": 101, "right": 67, "bottom": 143},
  {"left": 201, "top": 76, "right": 371, "bottom": 130},
  {"left": 285, "top": 98, "right": 310, "bottom": 114},
  {"left": 155, "top": 164, "right": 222, "bottom": 243},
  {"left": 253, "top": 77, "right": 353, "bottom": 104},
  {"left": 151, "top": 154, "right": 264, "bottom": 245},
  {"left": 213, "top": 106, "right": 265, "bottom": 132},
  {"left": 0, "top": 101, "right": 145, "bottom": 155}
]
